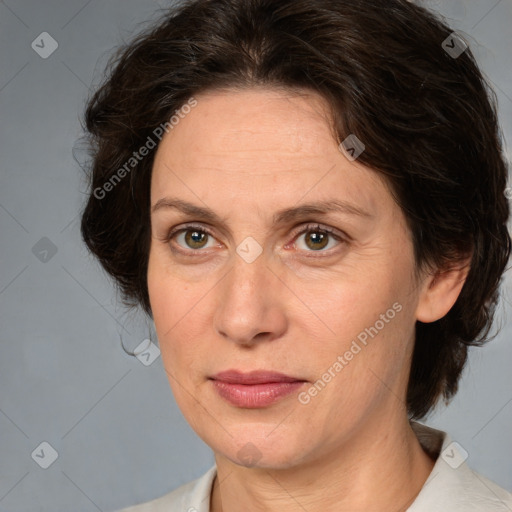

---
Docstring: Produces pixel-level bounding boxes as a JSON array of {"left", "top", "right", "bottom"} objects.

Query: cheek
[
  {"left": 300, "top": 307, "right": 415, "bottom": 429},
  {"left": 148, "top": 271, "right": 206, "bottom": 420},
  {"left": 147, "top": 256, "right": 183, "bottom": 358},
  {"left": 306, "top": 269, "right": 403, "bottom": 347},
  {"left": 147, "top": 259, "right": 208, "bottom": 377},
  {"left": 301, "top": 260, "right": 417, "bottom": 396}
]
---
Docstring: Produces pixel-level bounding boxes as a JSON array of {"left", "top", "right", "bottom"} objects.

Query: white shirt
[{"left": 116, "top": 421, "right": 512, "bottom": 511}]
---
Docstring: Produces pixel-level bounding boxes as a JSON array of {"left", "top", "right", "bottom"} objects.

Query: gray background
[{"left": 0, "top": 1, "right": 511, "bottom": 511}]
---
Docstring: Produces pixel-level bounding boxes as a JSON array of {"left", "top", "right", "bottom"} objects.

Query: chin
[{"left": 205, "top": 425, "right": 313, "bottom": 470}]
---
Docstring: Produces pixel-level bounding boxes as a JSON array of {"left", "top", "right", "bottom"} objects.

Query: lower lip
[{"left": 211, "top": 380, "right": 305, "bottom": 408}]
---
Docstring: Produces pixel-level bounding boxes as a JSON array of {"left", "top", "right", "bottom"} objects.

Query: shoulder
[
  {"left": 114, "top": 465, "right": 217, "bottom": 512},
  {"left": 409, "top": 421, "right": 512, "bottom": 511}
]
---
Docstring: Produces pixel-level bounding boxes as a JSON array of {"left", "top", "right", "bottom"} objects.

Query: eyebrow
[{"left": 151, "top": 197, "right": 373, "bottom": 225}]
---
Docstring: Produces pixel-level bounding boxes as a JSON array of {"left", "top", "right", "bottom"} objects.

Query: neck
[{"left": 210, "top": 414, "right": 435, "bottom": 512}]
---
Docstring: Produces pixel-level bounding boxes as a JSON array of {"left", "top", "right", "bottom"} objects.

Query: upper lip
[{"left": 210, "top": 370, "right": 305, "bottom": 385}]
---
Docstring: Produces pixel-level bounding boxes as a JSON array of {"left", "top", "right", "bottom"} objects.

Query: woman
[{"left": 80, "top": 0, "right": 512, "bottom": 510}]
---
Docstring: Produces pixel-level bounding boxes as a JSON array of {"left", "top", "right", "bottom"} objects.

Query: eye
[
  {"left": 169, "top": 224, "right": 218, "bottom": 251},
  {"left": 292, "top": 224, "right": 343, "bottom": 252},
  {"left": 165, "top": 222, "right": 345, "bottom": 255}
]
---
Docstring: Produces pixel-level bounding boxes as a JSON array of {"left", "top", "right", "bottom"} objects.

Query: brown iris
[
  {"left": 304, "top": 230, "right": 329, "bottom": 251},
  {"left": 184, "top": 230, "right": 208, "bottom": 249}
]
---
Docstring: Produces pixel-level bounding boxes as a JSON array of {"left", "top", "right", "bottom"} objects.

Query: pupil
[
  {"left": 186, "top": 230, "right": 206, "bottom": 248},
  {"left": 308, "top": 231, "right": 327, "bottom": 250}
]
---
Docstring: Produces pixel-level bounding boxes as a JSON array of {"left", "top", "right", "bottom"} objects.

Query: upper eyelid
[{"left": 169, "top": 222, "right": 216, "bottom": 238}]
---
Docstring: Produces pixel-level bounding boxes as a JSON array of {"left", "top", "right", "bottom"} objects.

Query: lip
[
  {"left": 209, "top": 370, "right": 307, "bottom": 408},
  {"left": 211, "top": 370, "right": 304, "bottom": 385}
]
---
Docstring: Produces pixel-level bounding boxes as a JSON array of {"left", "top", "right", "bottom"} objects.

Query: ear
[{"left": 415, "top": 257, "right": 472, "bottom": 323}]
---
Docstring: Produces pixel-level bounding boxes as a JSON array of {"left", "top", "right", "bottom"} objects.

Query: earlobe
[{"left": 415, "top": 259, "right": 471, "bottom": 323}]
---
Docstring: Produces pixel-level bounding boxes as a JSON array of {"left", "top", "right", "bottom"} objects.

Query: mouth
[{"left": 209, "top": 370, "right": 307, "bottom": 408}]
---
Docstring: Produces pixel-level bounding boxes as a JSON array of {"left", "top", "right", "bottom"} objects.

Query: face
[{"left": 147, "top": 87, "right": 427, "bottom": 469}]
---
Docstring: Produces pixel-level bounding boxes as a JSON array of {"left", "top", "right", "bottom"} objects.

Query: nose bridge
[
  {"left": 224, "top": 249, "right": 270, "bottom": 309},
  {"left": 213, "top": 248, "right": 285, "bottom": 344}
]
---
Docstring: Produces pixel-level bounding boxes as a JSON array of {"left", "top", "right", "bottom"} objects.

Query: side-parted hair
[{"left": 80, "top": 0, "right": 511, "bottom": 419}]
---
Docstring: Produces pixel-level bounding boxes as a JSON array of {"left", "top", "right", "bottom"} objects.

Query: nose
[{"left": 213, "top": 252, "right": 288, "bottom": 347}]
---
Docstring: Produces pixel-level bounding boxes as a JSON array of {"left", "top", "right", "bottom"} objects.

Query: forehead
[
  {"left": 155, "top": 87, "right": 337, "bottom": 169},
  {"left": 150, "top": 87, "right": 390, "bottom": 217}
]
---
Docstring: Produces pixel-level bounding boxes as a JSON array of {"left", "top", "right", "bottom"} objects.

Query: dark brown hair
[{"left": 80, "top": 0, "right": 510, "bottom": 419}]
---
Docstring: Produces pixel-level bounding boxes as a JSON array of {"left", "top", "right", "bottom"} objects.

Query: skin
[{"left": 147, "top": 87, "right": 469, "bottom": 512}]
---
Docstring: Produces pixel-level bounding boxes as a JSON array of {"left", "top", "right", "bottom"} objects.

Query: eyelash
[{"left": 164, "top": 222, "right": 346, "bottom": 257}]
